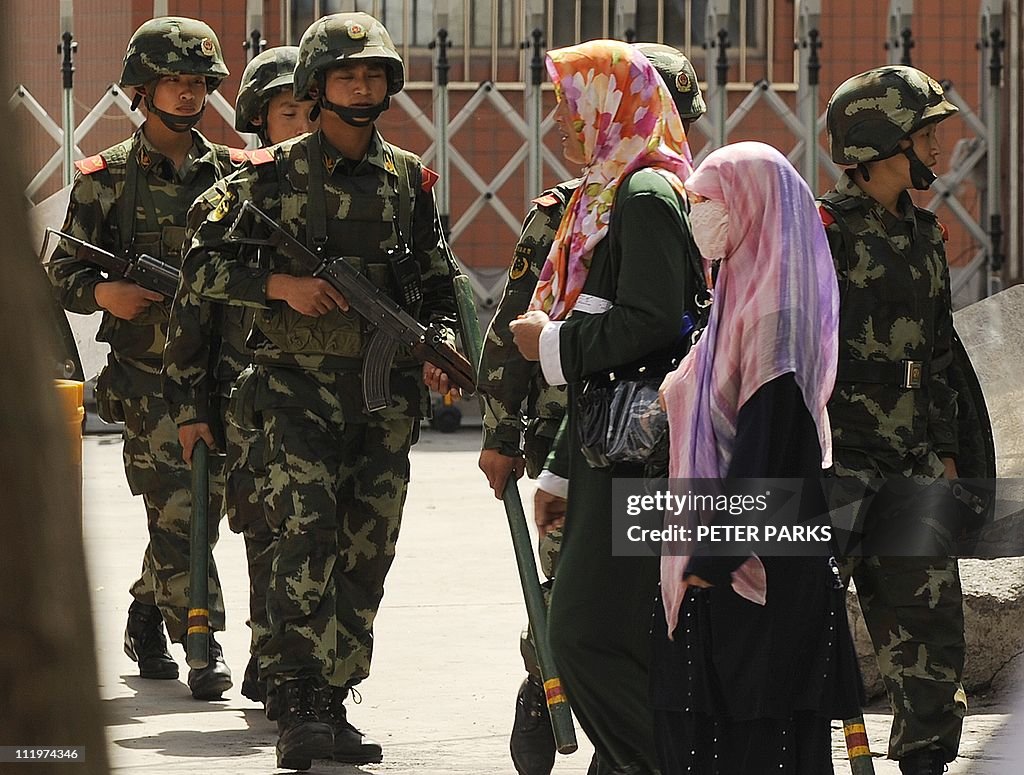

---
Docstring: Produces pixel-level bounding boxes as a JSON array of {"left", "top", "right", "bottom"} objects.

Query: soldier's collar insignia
[
  {"left": 382, "top": 147, "right": 397, "bottom": 175},
  {"left": 323, "top": 153, "right": 337, "bottom": 176},
  {"left": 137, "top": 146, "right": 153, "bottom": 170},
  {"left": 676, "top": 71, "right": 691, "bottom": 92},
  {"left": 200, "top": 38, "right": 216, "bottom": 57},
  {"left": 347, "top": 22, "right": 367, "bottom": 40}
]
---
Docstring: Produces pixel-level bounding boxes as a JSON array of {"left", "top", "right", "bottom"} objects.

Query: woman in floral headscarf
[
  {"left": 510, "top": 40, "right": 700, "bottom": 773},
  {"left": 652, "top": 142, "right": 862, "bottom": 774}
]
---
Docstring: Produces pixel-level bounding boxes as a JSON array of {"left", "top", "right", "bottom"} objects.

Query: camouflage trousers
[
  {"left": 843, "top": 554, "right": 966, "bottom": 761},
  {"left": 833, "top": 458, "right": 967, "bottom": 761},
  {"left": 120, "top": 394, "right": 226, "bottom": 643},
  {"left": 223, "top": 413, "right": 274, "bottom": 663},
  {"left": 254, "top": 366, "right": 416, "bottom": 690},
  {"left": 520, "top": 528, "right": 563, "bottom": 680}
]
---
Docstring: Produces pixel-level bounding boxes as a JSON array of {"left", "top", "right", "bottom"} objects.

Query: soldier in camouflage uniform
[
  {"left": 181, "top": 13, "right": 460, "bottom": 771},
  {"left": 162, "top": 44, "right": 315, "bottom": 711},
  {"left": 821, "top": 66, "right": 981, "bottom": 775},
  {"left": 478, "top": 44, "right": 706, "bottom": 775},
  {"left": 48, "top": 16, "right": 239, "bottom": 700}
]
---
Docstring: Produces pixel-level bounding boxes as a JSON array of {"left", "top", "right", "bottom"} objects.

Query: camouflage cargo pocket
[
  {"left": 226, "top": 367, "right": 261, "bottom": 432},
  {"left": 120, "top": 397, "right": 163, "bottom": 495},
  {"left": 94, "top": 365, "right": 126, "bottom": 424}
]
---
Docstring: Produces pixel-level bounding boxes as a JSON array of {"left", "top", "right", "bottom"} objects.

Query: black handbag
[{"left": 577, "top": 372, "right": 667, "bottom": 469}]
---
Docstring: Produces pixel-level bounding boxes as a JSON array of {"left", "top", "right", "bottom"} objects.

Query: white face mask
[{"left": 688, "top": 199, "right": 731, "bottom": 262}]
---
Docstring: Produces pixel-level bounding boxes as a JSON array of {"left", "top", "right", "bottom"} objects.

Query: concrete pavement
[{"left": 81, "top": 431, "right": 1019, "bottom": 774}]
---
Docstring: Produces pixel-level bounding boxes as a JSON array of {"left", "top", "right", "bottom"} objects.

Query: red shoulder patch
[
  {"left": 421, "top": 166, "right": 439, "bottom": 193},
  {"left": 818, "top": 204, "right": 835, "bottom": 228},
  {"left": 531, "top": 193, "right": 560, "bottom": 208},
  {"left": 229, "top": 148, "right": 248, "bottom": 164},
  {"left": 939, "top": 221, "right": 949, "bottom": 242},
  {"left": 245, "top": 148, "right": 275, "bottom": 165},
  {"left": 74, "top": 154, "right": 107, "bottom": 175}
]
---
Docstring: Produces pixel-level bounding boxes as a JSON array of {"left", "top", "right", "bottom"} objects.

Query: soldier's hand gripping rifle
[
  {"left": 452, "top": 275, "right": 578, "bottom": 755},
  {"left": 224, "top": 201, "right": 476, "bottom": 412},
  {"left": 186, "top": 439, "right": 211, "bottom": 669},
  {"left": 41, "top": 228, "right": 180, "bottom": 298}
]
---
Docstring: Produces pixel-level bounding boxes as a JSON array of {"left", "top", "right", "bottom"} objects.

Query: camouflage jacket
[
  {"left": 163, "top": 167, "right": 258, "bottom": 426},
  {"left": 48, "top": 127, "right": 241, "bottom": 390},
  {"left": 182, "top": 129, "right": 459, "bottom": 419},
  {"left": 479, "top": 180, "right": 578, "bottom": 466},
  {"left": 820, "top": 173, "right": 957, "bottom": 477}
]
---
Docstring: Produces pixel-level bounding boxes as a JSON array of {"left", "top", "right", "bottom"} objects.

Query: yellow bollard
[{"left": 53, "top": 379, "right": 84, "bottom": 526}]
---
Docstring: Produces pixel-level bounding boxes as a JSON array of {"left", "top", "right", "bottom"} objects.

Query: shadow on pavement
[
  {"left": 112, "top": 728, "right": 272, "bottom": 758},
  {"left": 102, "top": 675, "right": 270, "bottom": 726}
]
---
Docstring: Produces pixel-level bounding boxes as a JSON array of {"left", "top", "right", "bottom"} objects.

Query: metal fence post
[
  {"left": 59, "top": 0, "right": 76, "bottom": 186},
  {"left": 796, "top": 0, "right": 822, "bottom": 192},
  {"left": 429, "top": 20, "right": 452, "bottom": 238},
  {"left": 886, "top": 0, "right": 915, "bottom": 66},
  {"left": 705, "top": 0, "right": 730, "bottom": 151},
  {"left": 980, "top": 0, "right": 1005, "bottom": 296}
]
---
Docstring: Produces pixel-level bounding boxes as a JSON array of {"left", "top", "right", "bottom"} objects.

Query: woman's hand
[
  {"left": 685, "top": 574, "right": 714, "bottom": 589},
  {"left": 509, "top": 310, "right": 550, "bottom": 362}
]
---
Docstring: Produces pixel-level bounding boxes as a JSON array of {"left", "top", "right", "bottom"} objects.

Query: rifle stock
[
  {"left": 42, "top": 228, "right": 180, "bottom": 298},
  {"left": 186, "top": 439, "right": 211, "bottom": 669},
  {"left": 453, "top": 274, "right": 578, "bottom": 755},
  {"left": 225, "top": 202, "right": 476, "bottom": 410}
]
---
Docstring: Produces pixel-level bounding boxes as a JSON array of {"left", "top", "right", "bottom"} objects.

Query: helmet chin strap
[
  {"left": 903, "top": 146, "right": 937, "bottom": 190},
  {"left": 143, "top": 93, "right": 206, "bottom": 133},
  {"left": 316, "top": 95, "right": 390, "bottom": 127}
]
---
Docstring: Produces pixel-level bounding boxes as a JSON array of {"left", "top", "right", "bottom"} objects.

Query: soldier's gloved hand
[
  {"left": 178, "top": 422, "right": 217, "bottom": 465},
  {"left": 266, "top": 273, "right": 349, "bottom": 316},
  {"left": 94, "top": 280, "right": 164, "bottom": 320},
  {"left": 422, "top": 362, "right": 461, "bottom": 400},
  {"left": 509, "top": 310, "right": 550, "bottom": 362},
  {"left": 534, "top": 488, "right": 567, "bottom": 537},
  {"left": 478, "top": 448, "right": 526, "bottom": 498}
]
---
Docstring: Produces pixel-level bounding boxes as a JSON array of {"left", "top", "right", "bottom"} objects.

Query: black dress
[{"left": 650, "top": 374, "right": 863, "bottom": 775}]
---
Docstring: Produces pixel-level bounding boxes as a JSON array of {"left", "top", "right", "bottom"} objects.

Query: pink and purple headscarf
[
  {"left": 528, "top": 40, "right": 693, "bottom": 319},
  {"left": 659, "top": 141, "right": 839, "bottom": 637}
]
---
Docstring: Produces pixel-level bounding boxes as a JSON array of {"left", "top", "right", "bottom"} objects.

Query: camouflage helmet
[
  {"left": 827, "top": 65, "right": 958, "bottom": 165},
  {"left": 120, "top": 17, "right": 229, "bottom": 90},
  {"left": 293, "top": 12, "right": 404, "bottom": 102},
  {"left": 635, "top": 43, "right": 707, "bottom": 121},
  {"left": 235, "top": 46, "right": 302, "bottom": 133}
]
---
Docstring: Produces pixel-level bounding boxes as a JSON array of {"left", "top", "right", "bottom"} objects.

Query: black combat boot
[
  {"left": 899, "top": 748, "right": 949, "bottom": 775},
  {"left": 510, "top": 676, "right": 555, "bottom": 775},
  {"left": 240, "top": 654, "right": 265, "bottom": 704},
  {"left": 187, "top": 634, "right": 233, "bottom": 700},
  {"left": 265, "top": 683, "right": 281, "bottom": 722},
  {"left": 320, "top": 686, "right": 383, "bottom": 764},
  {"left": 123, "top": 601, "right": 178, "bottom": 679},
  {"left": 275, "top": 679, "right": 334, "bottom": 771}
]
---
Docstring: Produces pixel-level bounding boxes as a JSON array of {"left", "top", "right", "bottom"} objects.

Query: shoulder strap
[
  {"left": 390, "top": 144, "right": 419, "bottom": 250},
  {"left": 114, "top": 142, "right": 141, "bottom": 252},
  {"left": 305, "top": 132, "right": 328, "bottom": 252}
]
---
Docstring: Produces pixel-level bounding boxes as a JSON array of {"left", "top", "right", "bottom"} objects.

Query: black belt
[{"left": 837, "top": 350, "right": 953, "bottom": 390}]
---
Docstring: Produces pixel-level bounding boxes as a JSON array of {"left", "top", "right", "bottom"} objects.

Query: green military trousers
[
  {"left": 256, "top": 366, "right": 416, "bottom": 690},
  {"left": 121, "top": 394, "right": 227, "bottom": 642},
  {"left": 845, "top": 554, "right": 966, "bottom": 761},
  {"left": 223, "top": 413, "right": 274, "bottom": 663}
]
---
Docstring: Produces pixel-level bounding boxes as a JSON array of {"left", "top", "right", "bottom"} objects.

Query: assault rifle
[
  {"left": 224, "top": 200, "right": 476, "bottom": 412},
  {"left": 42, "top": 228, "right": 180, "bottom": 299}
]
